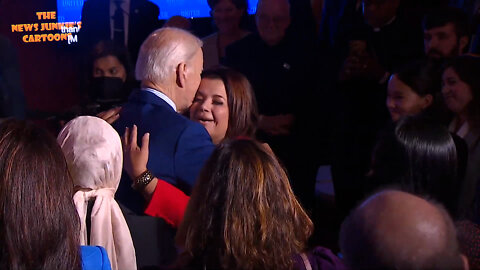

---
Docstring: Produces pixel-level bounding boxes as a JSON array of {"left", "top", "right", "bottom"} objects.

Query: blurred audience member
[
  {"left": 366, "top": 115, "right": 463, "bottom": 218},
  {"left": 163, "top": 15, "right": 192, "bottom": 31},
  {"left": 442, "top": 55, "right": 480, "bottom": 220},
  {"left": 57, "top": 116, "right": 136, "bottom": 270},
  {"left": 386, "top": 60, "right": 442, "bottom": 122},
  {"left": 58, "top": 40, "right": 136, "bottom": 129},
  {"left": 174, "top": 139, "right": 345, "bottom": 270},
  {"left": 0, "top": 119, "right": 111, "bottom": 269},
  {"left": 78, "top": 0, "right": 161, "bottom": 64},
  {"left": 340, "top": 190, "right": 468, "bottom": 270},
  {"left": 225, "top": 0, "right": 320, "bottom": 212},
  {"left": 331, "top": 0, "right": 425, "bottom": 219},
  {"left": 203, "top": 0, "right": 251, "bottom": 69},
  {"left": 423, "top": 7, "right": 470, "bottom": 59},
  {"left": 87, "top": 40, "right": 137, "bottom": 113}
]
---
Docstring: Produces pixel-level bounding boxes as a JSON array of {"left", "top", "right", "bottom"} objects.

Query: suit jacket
[
  {"left": 113, "top": 89, "right": 215, "bottom": 214},
  {"left": 78, "top": 0, "right": 160, "bottom": 61}
]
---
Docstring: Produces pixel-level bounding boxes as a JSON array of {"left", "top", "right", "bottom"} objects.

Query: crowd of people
[{"left": 1, "top": 0, "right": 480, "bottom": 269}]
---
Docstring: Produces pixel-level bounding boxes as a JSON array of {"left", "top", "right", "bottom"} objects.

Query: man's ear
[
  {"left": 176, "top": 62, "right": 187, "bottom": 88},
  {"left": 422, "top": 94, "right": 433, "bottom": 109},
  {"left": 459, "top": 36, "right": 469, "bottom": 54}
]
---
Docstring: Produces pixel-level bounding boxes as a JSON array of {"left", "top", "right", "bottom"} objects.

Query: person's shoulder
[
  {"left": 293, "top": 246, "right": 347, "bottom": 270},
  {"left": 202, "top": 32, "right": 218, "bottom": 43},
  {"left": 81, "top": 246, "right": 112, "bottom": 270},
  {"left": 226, "top": 33, "right": 259, "bottom": 53}
]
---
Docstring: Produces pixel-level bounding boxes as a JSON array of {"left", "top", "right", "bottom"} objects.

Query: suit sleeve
[{"left": 174, "top": 123, "right": 215, "bottom": 194}]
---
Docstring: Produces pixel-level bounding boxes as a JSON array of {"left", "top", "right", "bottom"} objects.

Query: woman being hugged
[{"left": 123, "top": 66, "right": 258, "bottom": 226}]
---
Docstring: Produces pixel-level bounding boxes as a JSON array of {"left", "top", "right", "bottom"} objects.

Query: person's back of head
[
  {"left": 368, "top": 115, "right": 460, "bottom": 217},
  {"left": 362, "top": 0, "right": 401, "bottom": 29},
  {"left": 394, "top": 59, "right": 442, "bottom": 98},
  {"left": 0, "top": 119, "right": 82, "bottom": 270},
  {"left": 57, "top": 115, "right": 136, "bottom": 270},
  {"left": 163, "top": 16, "right": 192, "bottom": 31},
  {"left": 423, "top": 7, "right": 470, "bottom": 58},
  {"left": 175, "top": 138, "right": 313, "bottom": 270},
  {"left": 135, "top": 27, "right": 204, "bottom": 112},
  {"left": 340, "top": 190, "right": 468, "bottom": 270}
]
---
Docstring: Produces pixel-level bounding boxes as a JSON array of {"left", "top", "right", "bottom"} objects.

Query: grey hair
[{"left": 135, "top": 27, "right": 203, "bottom": 84}]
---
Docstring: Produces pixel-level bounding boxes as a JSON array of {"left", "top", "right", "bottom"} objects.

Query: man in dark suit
[
  {"left": 112, "top": 27, "right": 214, "bottom": 268},
  {"left": 113, "top": 27, "right": 214, "bottom": 214},
  {"left": 78, "top": 0, "right": 161, "bottom": 62},
  {"left": 225, "top": 0, "right": 320, "bottom": 212}
]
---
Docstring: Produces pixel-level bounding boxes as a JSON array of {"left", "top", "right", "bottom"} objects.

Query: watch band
[{"left": 131, "top": 169, "right": 154, "bottom": 190}]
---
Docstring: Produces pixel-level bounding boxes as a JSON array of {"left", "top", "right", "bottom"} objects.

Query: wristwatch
[{"left": 131, "top": 169, "right": 154, "bottom": 190}]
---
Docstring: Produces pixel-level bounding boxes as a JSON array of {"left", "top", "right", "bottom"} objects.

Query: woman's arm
[{"left": 123, "top": 125, "right": 189, "bottom": 227}]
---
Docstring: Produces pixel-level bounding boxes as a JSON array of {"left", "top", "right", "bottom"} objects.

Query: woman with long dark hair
[
  {"left": 0, "top": 119, "right": 111, "bottom": 269},
  {"left": 442, "top": 55, "right": 480, "bottom": 219},
  {"left": 174, "top": 139, "right": 344, "bottom": 270},
  {"left": 367, "top": 115, "right": 464, "bottom": 218}
]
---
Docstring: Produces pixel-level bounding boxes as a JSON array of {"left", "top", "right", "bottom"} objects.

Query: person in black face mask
[
  {"left": 85, "top": 40, "right": 138, "bottom": 114},
  {"left": 53, "top": 40, "right": 137, "bottom": 132}
]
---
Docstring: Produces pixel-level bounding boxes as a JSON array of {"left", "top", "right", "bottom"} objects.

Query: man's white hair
[{"left": 135, "top": 27, "right": 203, "bottom": 84}]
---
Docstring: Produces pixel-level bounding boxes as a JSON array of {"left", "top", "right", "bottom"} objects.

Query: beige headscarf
[{"left": 57, "top": 116, "right": 137, "bottom": 270}]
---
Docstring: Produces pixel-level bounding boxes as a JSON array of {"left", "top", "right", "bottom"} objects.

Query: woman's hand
[
  {"left": 97, "top": 107, "right": 122, "bottom": 124},
  {"left": 122, "top": 124, "right": 150, "bottom": 179}
]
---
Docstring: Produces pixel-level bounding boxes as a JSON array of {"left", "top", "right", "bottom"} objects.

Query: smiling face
[
  {"left": 442, "top": 67, "right": 473, "bottom": 116},
  {"left": 211, "top": 0, "right": 245, "bottom": 34},
  {"left": 386, "top": 75, "right": 432, "bottom": 122},
  {"left": 190, "top": 78, "right": 229, "bottom": 144},
  {"left": 255, "top": 0, "right": 291, "bottom": 46}
]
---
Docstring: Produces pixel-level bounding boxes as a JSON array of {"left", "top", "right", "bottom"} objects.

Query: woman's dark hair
[
  {"left": 443, "top": 55, "right": 480, "bottom": 128},
  {"left": 367, "top": 115, "right": 461, "bottom": 218},
  {"left": 207, "top": 0, "right": 249, "bottom": 29},
  {"left": 395, "top": 59, "right": 442, "bottom": 97},
  {"left": 207, "top": 0, "right": 248, "bottom": 12},
  {"left": 202, "top": 66, "right": 258, "bottom": 139},
  {"left": 176, "top": 139, "right": 313, "bottom": 270},
  {"left": 0, "top": 120, "right": 82, "bottom": 270}
]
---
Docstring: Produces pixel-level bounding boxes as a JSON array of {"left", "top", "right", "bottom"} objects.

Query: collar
[
  {"left": 142, "top": 88, "right": 177, "bottom": 112},
  {"left": 372, "top": 16, "right": 397, "bottom": 32},
  {"left": 449, "top": 118, "right": 469, "bottom": 138}
]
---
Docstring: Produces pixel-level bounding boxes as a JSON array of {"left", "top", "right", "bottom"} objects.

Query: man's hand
[
  {"left": 339, "top": 55, "right": 386, "bottom": 82},
  {"left": 97, "top": 106, "right": 122, "bottom": 124}
]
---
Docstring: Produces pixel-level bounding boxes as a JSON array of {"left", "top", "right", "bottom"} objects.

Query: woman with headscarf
[{"left": 57, "top": 116, "right": 137, "bottom": 270}]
